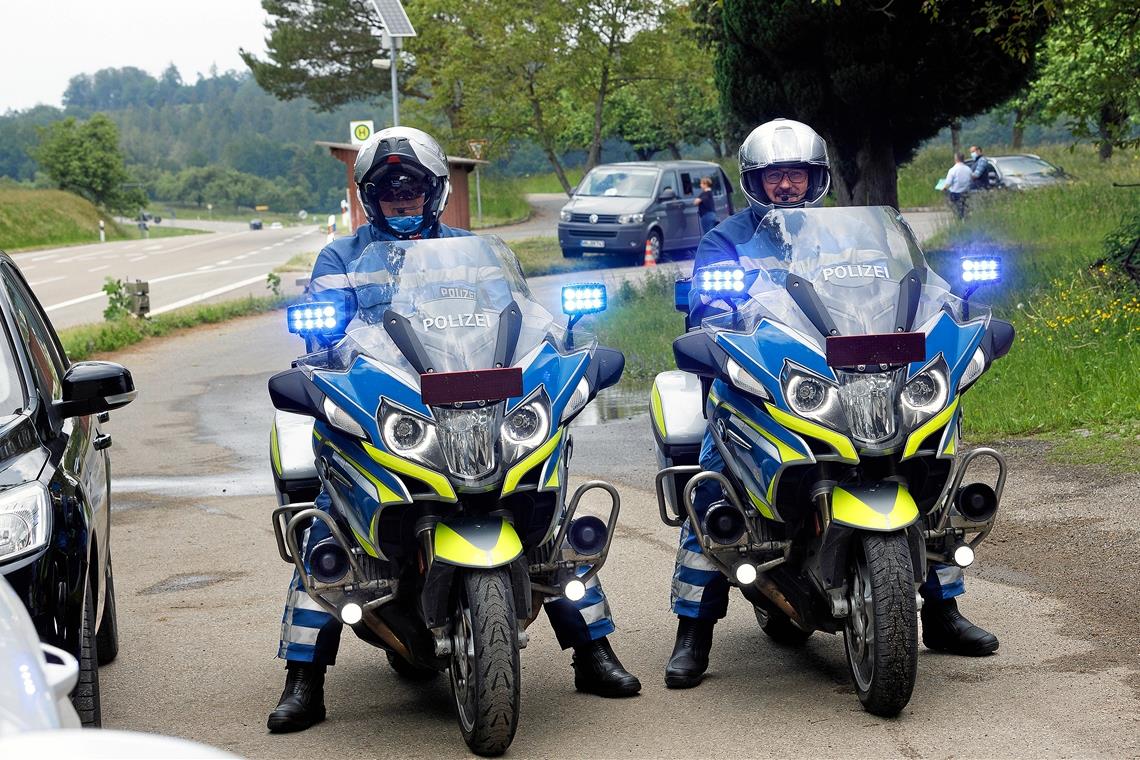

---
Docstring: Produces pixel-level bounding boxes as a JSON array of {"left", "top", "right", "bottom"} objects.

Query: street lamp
[{"left": 368, "top": 0, "right": 417, "bottom": 128}]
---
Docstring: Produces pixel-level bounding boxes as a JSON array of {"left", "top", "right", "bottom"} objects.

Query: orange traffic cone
[{"left": 643, "top": 238, "right": 656, "bottom": 267}]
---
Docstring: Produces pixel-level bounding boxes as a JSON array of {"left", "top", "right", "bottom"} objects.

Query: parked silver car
[{"left": 558, "top": 161, "right": 734, "bottom": 263}]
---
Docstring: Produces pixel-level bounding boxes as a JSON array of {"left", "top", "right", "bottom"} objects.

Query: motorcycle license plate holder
[
  {"left": 420, "top": 367, "right": 523, "bottom": 405},
  {"left": 825, "top": 332, "right": 925, "bottom": 368}
]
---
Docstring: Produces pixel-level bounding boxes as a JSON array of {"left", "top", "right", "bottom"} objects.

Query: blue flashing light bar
[
  {"left": 562, "top": 283, "right": 607, "bottom": 316},
  {"left": 287, "top": 302, "right": 342, "bottom": 335},
  {"left": 694, "top": 265, "right": 747, "bottom": 295},
  {"left": 961, "top": 257, "right": 1001, "bottom": 284}
]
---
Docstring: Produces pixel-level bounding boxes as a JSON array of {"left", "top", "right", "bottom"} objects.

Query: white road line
[
  {"left": 46, "top": 291, "right": 105, "bottom": 312},
  {"left": 196, "top": 265, "right": 214, "bottom": 271},
  {"left": 88, "top": 265, "right": 110, "bottom": 272},
  {"left": 45, "top": 262, "right": 275, "bottom": 312},
  {"left": 129, "top": 255, "right": 147, "bottom": 262},
  {"left": 218, "top": 260, "right": 232, "bottom": 265},
  {"left": 29, "top": 276, "right": 65, "bottom": 286},
  {"left": 21, "top": 265, "right": 36, "bottom": 272},
  {"left": 148, "top": 274, "right": 269, "bottom": 316},
  {"left": 31, "top": 254, "right": 57, "bottom": 262},
  {"left": 145, "top": 244, "right": 163, "bottom": 251}
]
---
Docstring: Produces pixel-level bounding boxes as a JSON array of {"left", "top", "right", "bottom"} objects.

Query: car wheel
[
  {"left": 73, "top": 572, "right": 102, "bottom": 727},
  {"left": 96, "top": 554, "right": 119, "bottom": 665}
]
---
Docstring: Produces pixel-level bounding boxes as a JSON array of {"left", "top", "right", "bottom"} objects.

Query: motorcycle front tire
[{"left": 448, "top": 568, "right": 521, "bottom": 756}]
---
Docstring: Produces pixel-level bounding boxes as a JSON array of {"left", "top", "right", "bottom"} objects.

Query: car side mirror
[
  {"left": 55, "top": 361, "right": 136, "bottom": 418},
  {"left": 658, "top": 188, "right": 677, "bottom": 202}
]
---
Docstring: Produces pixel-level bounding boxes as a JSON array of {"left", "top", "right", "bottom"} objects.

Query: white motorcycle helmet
[
  {"left": 739, "top": 118, "right": 831, "bottom": 214},
  {"left": 354, "top": 127, "right": 452, "bottom": 239}
]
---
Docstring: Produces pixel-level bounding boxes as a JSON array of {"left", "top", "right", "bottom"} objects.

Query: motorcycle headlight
[
  {"left": 782, "top": 367, "right": 844, "bottom": 432},
  {"left": 727, "top": 358, "right": 772, "bottom": 402},
  {"left": 502, "top": 395, "right": 551, "bottom": 463},
  {"left": 560, "top": 377, "right": 590, "bottom": 423},
  {"left": 433, "top": 405, "right": 504, "bottom": 480},
  {"left": 617, "top": 212, "right": 644, "bottom": 224},
  {"left": 323, "top": 397, "right": 367, "bottom": 439},
  {"left": 559, "top": 209, "right": 572, "bottom": 222},
  {"left": 957, "top": 347, "right": 986, "bottom": 391},
  {"left": 900, "top": 359, "right": 949, "bottom": 431},
  {"left": 0, "top": 481, "right": 50, "bottom": 563},
  {"left": 380, "top": 402, "right": 444, "bottom": 470},
  {"left": 836, "top": 370, "right": 905, "bottom": 445}
]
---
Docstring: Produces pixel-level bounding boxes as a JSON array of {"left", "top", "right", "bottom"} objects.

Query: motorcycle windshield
[
  {"left": 302, "top": 236, "right": 589, "bottom": 376},
  {"left": 704, "top": 206, "right": 987, "bottom": 345}
]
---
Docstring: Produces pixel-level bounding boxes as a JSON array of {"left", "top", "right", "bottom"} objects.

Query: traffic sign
[
  {"left": 467, "top": 139, "right": 488, "bottom": 160},
  {"left": 351, "top": 120, "right": 375, "bottom": 145}
]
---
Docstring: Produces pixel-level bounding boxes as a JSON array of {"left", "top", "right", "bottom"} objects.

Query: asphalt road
[
  {"left": 96, "top": 305, "right": 1140, "bottom": 758},
  {"left": 11, "top": 221, "right": 322, "bottom": 329}
]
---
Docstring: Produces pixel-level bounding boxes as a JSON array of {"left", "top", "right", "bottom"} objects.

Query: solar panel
[{"left": 369, "top": 0, "right": 417, "bottom": 37}]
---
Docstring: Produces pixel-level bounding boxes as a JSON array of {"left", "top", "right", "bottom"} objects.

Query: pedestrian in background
[
  {"left": 693, "top": 176, "right": 717, "bottom": 236},
  {"left": 942, "top": 151, "right": 972, "bottom": 220},
  {"left": 969, "top": 145, "right": 993, "bottom": 190}
]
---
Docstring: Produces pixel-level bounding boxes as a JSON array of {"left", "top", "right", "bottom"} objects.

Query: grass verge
[
  {"left": 59, "top": 295, "right": 290, "bottom": 361},
  {"left": 469, "top": 176, "right": 532, "bottom": 229},
  {"left": 512, "top": 237, "right": 635, "bottom": 278}
]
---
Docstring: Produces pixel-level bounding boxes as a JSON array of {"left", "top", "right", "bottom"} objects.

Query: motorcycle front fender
[
  {"left": 433, "top": 517, "right": 523, "bottom": 568},
  {"left": 830, "top": 482, "right": 919, "bottom": 531}
]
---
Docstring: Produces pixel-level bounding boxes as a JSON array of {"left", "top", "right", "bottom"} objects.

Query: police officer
[
  {"left": 269, "top": 127, "right": 640, "bottom": 733},
  {"left": 667, "top": 118, "right": 998, "bottom": 690}
]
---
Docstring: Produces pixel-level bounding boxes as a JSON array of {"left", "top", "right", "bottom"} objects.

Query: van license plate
[{"left": 581, "top": 240, "right": 605, "bottom": 248}]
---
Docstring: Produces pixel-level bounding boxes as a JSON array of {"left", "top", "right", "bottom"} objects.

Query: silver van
[{"left": 558, "top": 160, "right": 735, "bottom": 262}]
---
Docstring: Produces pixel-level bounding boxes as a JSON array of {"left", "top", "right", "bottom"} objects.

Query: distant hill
[{"left": 0, "top": 66, "right": 387, "bottom": 214}]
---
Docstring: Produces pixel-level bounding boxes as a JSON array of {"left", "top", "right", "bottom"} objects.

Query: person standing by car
[
  {"left": 693, "top": 176, "right": 718, "bottom": 236},
  {"left": 268, "top": 126, "right": 640, "bottom": 734},
  {"left": 969, "top": 145, "right": 993, "bottom": 190},
  {"left": 669, "top": 118, "right": 1000, "bottom": 691},
  {"left": 943, "top": 152, "right": 973, "bottom": 220}
]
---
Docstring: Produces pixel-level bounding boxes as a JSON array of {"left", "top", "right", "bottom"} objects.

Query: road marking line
[
  {"left": 46, "top": 291, "right": 105, "bottom": 312},
  {"left": 29, "top": 276, "right": 65, "bottom": 286},
  {"left": 88, "top": 265, "right": 110, "bottom": 272},
  {"left": 45, "top": 263, "right": 273, "bottom": 312},
  {"left": 145, "top": 244, "right": 163, "bottom": 251},
  {"left": 31, "top": 254, "right": 57, "bottom": 262},
  {"left": 21, "top": 265, "right": 36, "bottom": 272},
  {"left": 196, "top": 265, "right": 214, "bottom": 271},
  {"left": 218, "top": 260, "right": 232, "bottom": 265},
  {"left": 128, "top": 255, "right": 147, "bottom": 262},
  {"left": 148, "top": 274, "right": 269, "bottom": 316}
]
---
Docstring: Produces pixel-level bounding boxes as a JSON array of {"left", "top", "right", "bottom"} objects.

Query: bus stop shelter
[{"left": 317, "top": 141, "right": 485, "bottom": 232}]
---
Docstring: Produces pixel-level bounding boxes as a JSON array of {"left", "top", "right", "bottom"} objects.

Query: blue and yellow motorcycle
[
  {"left": 268, "top": 236, "right": 623, "bottom": 755},
  {"left": 653, "top": 207, "right": 1013, "bottom": 715}
]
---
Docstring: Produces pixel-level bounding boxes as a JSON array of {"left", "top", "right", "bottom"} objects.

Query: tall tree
[
  {"left": 31, "top": 113, "right": 147, "bottom": 213},
  {"left": 711, "top": 0, "right": 1049, "bottom": 207}
]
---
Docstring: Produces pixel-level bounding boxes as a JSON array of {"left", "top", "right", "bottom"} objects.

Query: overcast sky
[{"left": 0, "top": 0, "right": 270, "bottom": 113}]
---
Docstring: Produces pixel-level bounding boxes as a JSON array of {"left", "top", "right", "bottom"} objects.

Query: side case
[
  {"left": 270, "top": 410, "right": 321, "bottom": 505},
  {"left": 651, "top": 370, "right": 706, "bottom": 515}
]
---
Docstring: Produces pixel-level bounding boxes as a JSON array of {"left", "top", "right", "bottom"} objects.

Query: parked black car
[
  {"left": 968, "top": 154, "right": 1068, "bottom": 191},
  {"left": 0, "top": 251, "right": 136, "bottom": 727}
]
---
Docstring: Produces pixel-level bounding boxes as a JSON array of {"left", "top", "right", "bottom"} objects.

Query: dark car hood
[
  {"left": 564, "top": 196, "right": 651, "bottom": 215},
  {"left": 0, "top": 416, "right": 48, "bottom": 487}
]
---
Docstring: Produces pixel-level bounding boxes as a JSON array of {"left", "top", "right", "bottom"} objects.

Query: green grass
[
  {"left": 469, "top": 176, "right": 532, "bottom": 229},
  {"left": 118, "top": 224, "right": 205, "bottom": 241},
  {"left": 593, "top": 144, "right": 1140, "bottom": 463},
  {"left": 275, "top": 251, "right": 319, "bottom": 273},
  {"left": 0, "top": 188, "right": 125, "bottom": 250},
  {"left": 512, "top": 237, "right": 632, "bottom": 278},
  {"left": 59, "top": 295, "right": 291, "bottom": 361},
  {"left": 157, "top": 203, "right": 307, "bottom": 227}
]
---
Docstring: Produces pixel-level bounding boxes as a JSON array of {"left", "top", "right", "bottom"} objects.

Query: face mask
[
  {"left": 388, "top": 215, "right": 424, "bottom": 234},
  {"left": 970, "top": 151, "right": 979, "bottom": 160}
]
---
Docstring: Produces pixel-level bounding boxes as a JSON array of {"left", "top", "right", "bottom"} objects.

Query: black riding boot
[
  {"left": 267, "top": 662, "right": 327, "bottom": 733},
  {"left": 664, "top": 617, "right": 715, "bottom": 689},
  {"left": 921, "top": 598, "right": 999, "bottom": 656},
  {"left": 572, "top": 637, "right": 642, "bottom": 697}
]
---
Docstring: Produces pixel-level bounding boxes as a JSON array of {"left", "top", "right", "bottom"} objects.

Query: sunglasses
[{"left": 761, "top": 168, "right": 809, "bottom": 184}]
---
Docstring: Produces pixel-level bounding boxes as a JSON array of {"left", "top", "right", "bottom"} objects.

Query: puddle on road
[
  {"left": 576, "top": 384, "right": 650, "bottom": 426},
  {"left": 140, "top": 571, "right": 243, "bottom": 595}
]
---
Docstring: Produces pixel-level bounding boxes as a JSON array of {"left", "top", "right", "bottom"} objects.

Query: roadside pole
[
  {"left": 98, "top": 219, "right": 105, "bottom": 243},
  {"left": 468, "top": 139, "right": 487, "bottom": 226}
]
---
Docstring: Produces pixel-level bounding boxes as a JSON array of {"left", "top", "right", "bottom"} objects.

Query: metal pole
[
  {"left": 475, "top": 165, "right": 482, "bottom": 224},
  {"left": 389, "top": 37, "right": 399, "bottom": 127}
]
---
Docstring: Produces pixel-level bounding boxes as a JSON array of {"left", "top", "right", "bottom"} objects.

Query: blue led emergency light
[
  {"left": 562, "top": 284, "right": 607, "bottom": 316},
  {"left": 961, "top": 257, "right": 1001, "bottom": 284},
  {"left": 287, "top": 302, "right": 342, "bottom": 335},
  {"left": 694, "top": 265, "right": 747, "bottom": 295}
]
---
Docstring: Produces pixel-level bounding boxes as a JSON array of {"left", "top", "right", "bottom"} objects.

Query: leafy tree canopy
[
  {"left": 712, "top": 0, "right": 1050, "bottom": 207},
  {"left": 31, "top": 114, "right": 147, "bottom": 213}
]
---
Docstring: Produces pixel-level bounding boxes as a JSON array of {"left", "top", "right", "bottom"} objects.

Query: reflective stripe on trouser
[
  {"left": 544, "top": 567, "right": 616, "bottom": 650},
  {"left": 277, "top": 490, "right": 343, "bottom": 665},
  {"left": 920, "top": 562, "right": 965, "bottom": 600},
  {"left": 671, "top": 431, "right": 730, "bottom": 620}
]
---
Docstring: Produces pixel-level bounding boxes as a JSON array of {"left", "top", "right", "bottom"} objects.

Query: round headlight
[
  {"left": 560, "top": 209, "right": 572, "bottom": 222},
  {"left": 903, "top": 372, "right": 938, "bottom": 407},
  {"left": 390, "top": 415, "right": 425, "bottom": 450},
  {"left": 791, "top": 377, "right": 826, "bottom": 413},
  {"left": 505, "top": 406, "right": 541, "bottom": 443}
]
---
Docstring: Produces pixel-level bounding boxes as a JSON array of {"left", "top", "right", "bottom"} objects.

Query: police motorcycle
[
  {"left": 652, "top": 206, "right": 1013, "bottom": 716},
  {"left": 268, "top": 236, "right": 624, "bottom": 755}
]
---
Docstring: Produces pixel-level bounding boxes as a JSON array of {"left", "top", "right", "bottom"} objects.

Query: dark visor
[{"left": 364, "top": 164, "right": 437, "bottom": 203}]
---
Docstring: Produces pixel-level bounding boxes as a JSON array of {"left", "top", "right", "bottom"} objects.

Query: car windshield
[
  {"left": 575, "top": 167, "right": 658, "bottom": 198},
  {"left": 299, "top": 236, "right": 589, "bottom": 377},
  {"left": 703, "top": 206, "right": 982, "bottom": 348},
  {"left": 996, "top": 157, "right": 1058, "bottom": 177}
]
